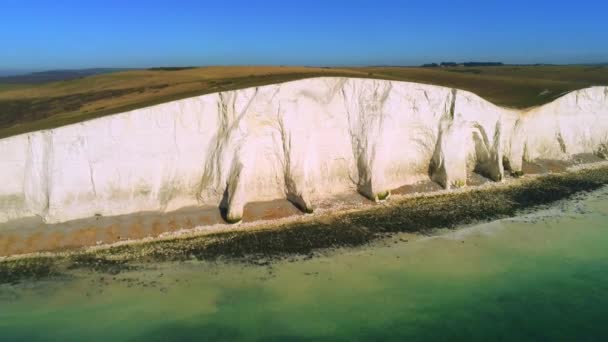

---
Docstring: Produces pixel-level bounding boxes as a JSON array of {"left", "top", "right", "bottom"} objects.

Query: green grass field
[{"left": 1, "top": 65, "right": 607, "bottom": 138}]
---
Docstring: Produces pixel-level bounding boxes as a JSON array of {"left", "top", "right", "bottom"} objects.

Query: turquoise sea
[{"left": 1, "top": 187, "right": 608, "bottom": 341}]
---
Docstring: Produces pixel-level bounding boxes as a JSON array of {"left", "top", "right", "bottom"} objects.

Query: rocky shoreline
[{"left": 1, "top": 163, "right": 608, "bottom": 285}]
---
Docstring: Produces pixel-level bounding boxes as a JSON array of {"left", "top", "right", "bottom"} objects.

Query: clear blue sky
[{"left": 2, "top": 0, "right": 607, "bottom": 70}]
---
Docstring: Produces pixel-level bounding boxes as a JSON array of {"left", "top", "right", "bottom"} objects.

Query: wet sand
[
  {"left": 0, "top": 183, "right": 461, "bottom": 256},
  {"left": 0, "top": 200, "right": 304, "bottom": 256},
  {"left": 0, "top": 155, "right": 605, "bottom": 257}
]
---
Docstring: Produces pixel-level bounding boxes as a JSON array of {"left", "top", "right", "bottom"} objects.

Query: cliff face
[{"left": 0, "top": 78, "right": 606, "bottom": 224}]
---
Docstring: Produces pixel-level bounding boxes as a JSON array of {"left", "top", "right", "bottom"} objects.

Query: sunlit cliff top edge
[{"left": 1, "top": 65, "right": 608, "bottom": 138}]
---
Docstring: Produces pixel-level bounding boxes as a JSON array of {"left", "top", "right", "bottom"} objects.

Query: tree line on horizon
[{"left": 421, "top": 62, "right": 504, "bottom": 67}]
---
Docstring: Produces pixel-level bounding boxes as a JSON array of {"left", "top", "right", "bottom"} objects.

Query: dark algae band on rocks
[{"left": 2, "top": 165, "right": 608, "bottom": 285}]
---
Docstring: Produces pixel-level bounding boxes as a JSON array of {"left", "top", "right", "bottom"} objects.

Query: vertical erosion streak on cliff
[
  {"left": 503, "top": 117, "right": 527, "bottom": 175},
  {"left": 198, "top": 88, "right": 259, "bottom": 223},
  {"left": 198, "top": 92, "right": 239, "bottom": 212},
  {"left": 429, "top": 89, "right": 458, "bottom": 188},
  {"left": 430, "top": 89, "right": 505, "bottom": 188},
  {"left": 219, "top": 155, "right": 247, "bottom": 223},
  {"left": 471, "top": 121, "right": 504, "bottom": 181},
  {"left": 24, "top": 131, "right": 52, "bottom": 218},
  {"left": 157, "top": 113, "right": 180, "bottom": 210},
  {"left": 343, "top": 79, "right": 393, "bottom": 201},
  {"left": 277, "top": 101, "right": 314, "bottom": 213}
]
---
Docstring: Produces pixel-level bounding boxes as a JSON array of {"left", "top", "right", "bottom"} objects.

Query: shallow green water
[{"left": 1, "top": 188, "right": 608, "bottom": 341}]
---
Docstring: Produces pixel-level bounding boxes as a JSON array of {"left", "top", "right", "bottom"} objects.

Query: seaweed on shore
[
  {"left": 0, "top": 257, "right": 61, "bottom": 285},
  {"left": 1, "top": 166, "right": 608, "bottom": 284},
  {"left": 67, "top": 254, "right": 136, "bottom": 275}
]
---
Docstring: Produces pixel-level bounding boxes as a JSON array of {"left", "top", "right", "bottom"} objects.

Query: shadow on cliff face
[{"left": 2, "top": 166, "right": 608, "bottom": 285}]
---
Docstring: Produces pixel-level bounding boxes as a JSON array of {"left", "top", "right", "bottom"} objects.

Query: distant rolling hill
[{"left": 0, "top": 68, "right": 133, "bottom": 84}]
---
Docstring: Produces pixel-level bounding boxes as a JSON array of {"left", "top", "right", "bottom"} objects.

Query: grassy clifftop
[{"left": 1, "top": 65, "right": 607, "bottom": 138}]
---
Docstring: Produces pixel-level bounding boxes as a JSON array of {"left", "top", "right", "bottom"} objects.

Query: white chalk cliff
[{"left": 0, "top": 78, "right": 607, "bottom": 224}]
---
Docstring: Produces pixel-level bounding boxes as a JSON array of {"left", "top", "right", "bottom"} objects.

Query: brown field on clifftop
[{"left": 1, "top": 65, "right": 607, "bottom": 138}]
